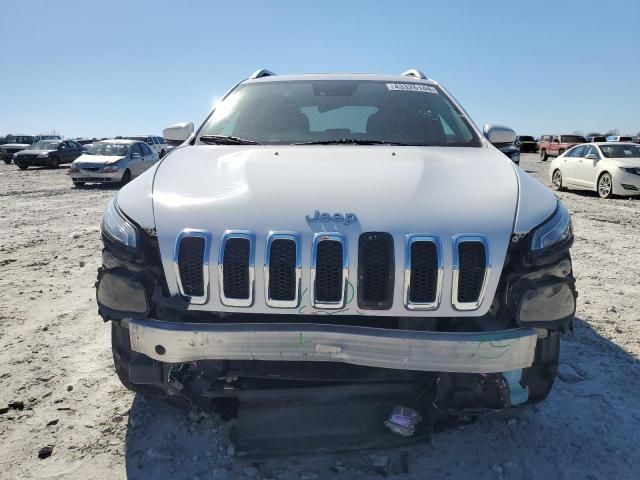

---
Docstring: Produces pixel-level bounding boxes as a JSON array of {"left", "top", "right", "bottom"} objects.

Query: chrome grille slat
[
  {"left": 173, "top": 229, "right": 211, "bottom": 305},
  {"left": 310, "top": 233, "right": 348, "bottom": 309},
  {"left": 404, "top": 235, "right": 442, "bottom": 310},
  {"left": 452, "top": 236, "right": 490, "bottom": 311},
  {"left": 218, "top": 231, "right": 255, "bottom": 307},
  {"left": 264, "top": 232, "right": 301, "bottom": 308}
]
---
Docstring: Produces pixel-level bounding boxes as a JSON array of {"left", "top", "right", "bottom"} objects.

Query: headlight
[
  {"left": 530, "top": 201, "right": 572, "bottom": 251},
  {"left": 103, "top": 165, "right": 120, "bottom": 173},
  {"left": 620, "top": 166, "right": 640, "bottom": 176},
  {"left": 102, "top": 198, "right": 139, "bottom": 249}
]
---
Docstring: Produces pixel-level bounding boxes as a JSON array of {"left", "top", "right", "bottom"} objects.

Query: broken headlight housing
[
  {"left": 530, "top": 201, "right": 572, "bottom": 251},
  {"left": 102, "top": 198, "right": 139, "bottom": 250}
]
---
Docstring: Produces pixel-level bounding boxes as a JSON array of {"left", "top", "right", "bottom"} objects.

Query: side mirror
[
  {"left": 483, "top": 124, "right": 516, "bottom": 145},
  {"left": 163, "top": 122, "right": 195, "bottom": 145},
  {"left": 585, "top": 153, "right": 597, "bottom": 160}
]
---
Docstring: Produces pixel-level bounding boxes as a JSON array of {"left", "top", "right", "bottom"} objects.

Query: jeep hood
[{"left": 114, "top": 145, "right": 559, "bottom": 316}]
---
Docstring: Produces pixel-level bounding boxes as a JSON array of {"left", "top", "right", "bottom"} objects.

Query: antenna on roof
[
  {"left": 249, "top": 69, "right": 277, "bottom": 79},
  {"left": 400, "top": 69, "right": 428, "bottom": 80}
]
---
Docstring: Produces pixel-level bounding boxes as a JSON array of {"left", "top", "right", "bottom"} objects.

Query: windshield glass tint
[
  {"left": 88, "top": 143, "right": 130, "bottom": 156},
  {"left": 561, "top": 135, "right": 587, "bottom": 143},
  {"left": 28, "top": 141, "right": 60, "bottom": 150},
  {"left": 199, "top": 80, "right": 480, "bottom": 146},
  {"left": 600, "top": 144, "right": 640, "bottom": 158}
]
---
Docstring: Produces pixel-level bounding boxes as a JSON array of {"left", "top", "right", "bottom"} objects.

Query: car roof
[
  {"left": 98, "top": 139, "right": 137, "bottom": 145},
  {"left": 243, "top": 73, "right": 439, "bottom": 85}
]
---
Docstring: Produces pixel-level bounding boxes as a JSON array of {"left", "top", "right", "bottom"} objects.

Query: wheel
[
  {"left": 540, "top": 149, "right": 548, "bottom": 161},
  {"left": 120, "top": 169, "right": 132, "bottom": 186},
  {"left": 597, "top": 172, "right": 614, "bottom": 198},
  {"left": 72, "top": 180, "right": 85, "bottom": 188},
  {"left": 17, "top": 164, "right": 28, "bottom": 170},
  {"left": 48, "top": 157, "right": 60, "bottom": 169},
  {"left": 159, "top": 150, "right": 166, "bottom": 158},
  {"left": 2, "top": 159, "right": 11, "bottom": 165},
  {"left": 552, "top": 170, "right": 565, "bottom": 191}
]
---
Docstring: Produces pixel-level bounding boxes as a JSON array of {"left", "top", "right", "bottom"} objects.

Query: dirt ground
[{"left": 0, "top": 153, "right": 639, "bottom": 480}]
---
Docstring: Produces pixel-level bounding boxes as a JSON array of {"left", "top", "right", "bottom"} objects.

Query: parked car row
[
  {"left": 1, "top": 135, "right": 162, "bottom": 188},
  {"left": 0, "top": 134, "right": 63, "bottom": 164}
]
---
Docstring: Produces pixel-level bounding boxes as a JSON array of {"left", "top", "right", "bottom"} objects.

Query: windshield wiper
[
  {"left": 292, "top": 139, "right": 409, "bottom": 146},
  {"left": 199, "top": 135, "right": 260, "bottom": 145}
]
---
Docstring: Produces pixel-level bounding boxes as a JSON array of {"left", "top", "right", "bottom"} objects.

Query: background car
[
  {"left": 498, "top": 144, "right": 520, "bottom": 164},
  {"left": 550, "top": 142, "right": 640, "bottom": 198},
  {"left": 125, "top": 135, "right": 168, "bottom": 158},
  {"left": 68, "top": 139, "right": 158, "bottom": 187},
  {"left": 13, "top": 139, "right": 84, "bottom": 170},
  {"left": 587, "top": 135, "right": 607, "bottom": 143},
  {"left": 538, "top": 134, "right": 586, "bottom": 161},
  {"left": 606, "top": 135, "right": 634, "bottom": 142},
  {"left": 0, "top": 134, "right": 62, "bottom": 164},
  {"left": 515, "top": 135, "right": 537, "bottom": 152}
]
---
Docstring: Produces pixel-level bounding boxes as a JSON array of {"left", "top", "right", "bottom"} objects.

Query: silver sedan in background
[{"left": 68, "top": 139, "right": 158, "bottom": 187}]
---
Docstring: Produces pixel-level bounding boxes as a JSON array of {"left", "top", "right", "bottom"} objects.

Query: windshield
[
  {"left": 6, "top": 136, "right": 34, "bottom": 144},
  {"left": 561, "top": 135, "right": 587, "bottom": 143},
  {"left": 87, "top": 142, "right": 130, "bottom": 156},
  {"left": 28, "top": 141, "right": 60, "bottom": 150},
  {"left": 199, "top": 80, "right": 480, "bottom": 147},
  {"left": 600, "top": 144, "right": 640, "bottom": 158}
]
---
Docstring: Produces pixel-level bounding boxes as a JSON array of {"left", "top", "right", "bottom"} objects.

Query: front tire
[
  {"left": 2, "top": 159, "right": 11, "bottom": 165},
  {"left": 17, "top": 164, "right": 28, "bottom": 170},
  {"left": 552, "top": 169, "right": 565, "bottom": 191},
  {"left": 540, "top": 149, "right": 548, "bottom": 161},
  {"left": 159, "top": 149, "right": 166, "bottom": 158},
  {"left": 598, "top": 172, "right": 614, "bottom": 198},
  {"left": 72, "top": 180, "right": 85, "bottom": 188},
  {"left": 120, "top": 169, "right": 131, "bottom": 186}
]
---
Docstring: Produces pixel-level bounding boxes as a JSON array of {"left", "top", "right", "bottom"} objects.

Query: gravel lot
[{"left": 0, "top": 153, "right": 639, "bottom": 480}]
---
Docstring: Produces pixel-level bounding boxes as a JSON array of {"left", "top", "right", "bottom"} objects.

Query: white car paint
[
  {"left": 115, "top": 72, "right": 562, "bottom": 318},
  {"left": 550, "top": 142, "right": 640, "bottom": 197}
]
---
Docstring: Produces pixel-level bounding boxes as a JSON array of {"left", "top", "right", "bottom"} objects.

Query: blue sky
[{"left": 1, "top": 0, "right": 638, "bottom": 139}]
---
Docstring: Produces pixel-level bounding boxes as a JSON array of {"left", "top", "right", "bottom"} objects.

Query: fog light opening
[{"left": 155, "top": 345, "right": 166, "bottom": 355}]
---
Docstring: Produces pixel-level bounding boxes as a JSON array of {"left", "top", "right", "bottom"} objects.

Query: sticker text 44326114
[{"left": 386, "top": 83, "right": 438, "bottom": 94}]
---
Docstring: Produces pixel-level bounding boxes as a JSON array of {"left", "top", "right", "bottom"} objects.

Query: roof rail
[
  {"left": 400, "top": 69, "right": 428, "bottom": 80},
  {"left": 249, "top": 69, "right": 277, "bottom": 79}
]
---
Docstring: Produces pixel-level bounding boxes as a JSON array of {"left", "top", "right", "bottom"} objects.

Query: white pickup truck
[{"left": 96, "top": 69, "right": 576, "bottom": 437}]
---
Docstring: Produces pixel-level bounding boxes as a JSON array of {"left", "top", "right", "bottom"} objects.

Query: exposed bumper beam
[{"left": 128, "top": 319, "right": 538, "bottom": 374}]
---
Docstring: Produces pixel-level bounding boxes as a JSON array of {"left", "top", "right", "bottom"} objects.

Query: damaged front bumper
[{"left": 128, "top": 318, "right": 538, "bottom": 374}]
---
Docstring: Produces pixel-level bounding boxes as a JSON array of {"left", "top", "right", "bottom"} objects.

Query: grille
[
  {"left": 177, "top": 236, "right": 205, "bottom": 297},
  {"left": 457, "top": 241, "right": 487, "bottom": 303},
  {"left": 268, "top": 239, "right": 297, "bottom": 301},
  {"left": 409, "top": 241, "right": 438, "bottom": 303},
  {"left": 358, "top": 232, "right": 394, "bottom": 309},
  {"left": 222, "top": 238, "right": 251, "bottom": 299},
  {"left": 314, "top": 240, "right": 344, "bottom": 303}
]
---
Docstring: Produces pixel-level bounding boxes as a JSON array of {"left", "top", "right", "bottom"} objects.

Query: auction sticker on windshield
[{"left": 386, "top": 83, "right": 438, "bottom": 93}]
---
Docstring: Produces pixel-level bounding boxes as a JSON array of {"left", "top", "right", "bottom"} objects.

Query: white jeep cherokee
[{"left": 97, "top": 69, "right": 576, "bottom": 434}]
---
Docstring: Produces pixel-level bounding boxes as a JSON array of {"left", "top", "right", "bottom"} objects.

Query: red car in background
[{"left": 538, "top": 134, "right": 586, "bottom": 161}]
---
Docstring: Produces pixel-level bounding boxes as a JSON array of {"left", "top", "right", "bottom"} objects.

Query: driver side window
[{"left": 570, "top": 145, "right": 586, "bottom": 157}]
